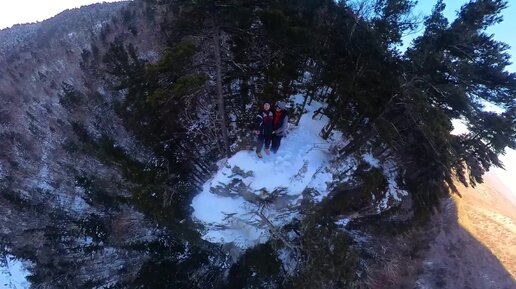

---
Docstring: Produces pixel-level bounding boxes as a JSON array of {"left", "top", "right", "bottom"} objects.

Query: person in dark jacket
[
  {"left": 271, "top": 101, "right": 288, "bottom": 154},
  {"left": 255, "top": 102, "right": 274, "bottom": 158}
]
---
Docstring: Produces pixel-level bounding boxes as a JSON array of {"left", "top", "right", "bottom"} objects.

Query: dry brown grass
[{"left": 454, "top": 174, "right": 516, "bottom": 280}]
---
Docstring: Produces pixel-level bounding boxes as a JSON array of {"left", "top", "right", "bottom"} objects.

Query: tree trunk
[
  {"left": 295, "top": 90, "right": 311, "bottom": 126},
  {"left": 212, "top": 22, "right": 231, "bottom": 158},
  {"left": 321, "top": 118, "right": 335, "bottom": 140}
]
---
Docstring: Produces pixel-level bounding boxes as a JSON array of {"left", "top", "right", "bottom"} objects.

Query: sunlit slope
[{"left": 455, "top": 174, "right": 516, "bottom": 280}]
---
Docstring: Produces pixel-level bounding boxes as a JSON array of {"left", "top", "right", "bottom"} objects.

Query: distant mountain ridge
[{"left": 0, "top": 2, "right": 126, "bottom": 60}]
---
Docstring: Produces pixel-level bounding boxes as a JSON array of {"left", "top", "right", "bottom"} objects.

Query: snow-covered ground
[
  {"left": 191, "top": 96, "right": 339, "bottom": 248},
  {"left": 0, "top": 255, "right": 30, "bottom": 289},
  {"left": 191, "top": 95, "right": 407, "bottom": 248}
]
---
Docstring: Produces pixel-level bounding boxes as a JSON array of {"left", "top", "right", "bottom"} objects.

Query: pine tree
[{"left": 405, "top": 0, "right": 516, "bottom": 190}]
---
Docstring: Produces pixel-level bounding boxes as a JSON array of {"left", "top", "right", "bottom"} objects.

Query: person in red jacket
[
  {"left": 255, "top": 102, "right": 274, "bottom": 158},
  {"left": 271, "top": 101, "right": 288, "bottom": 154}
]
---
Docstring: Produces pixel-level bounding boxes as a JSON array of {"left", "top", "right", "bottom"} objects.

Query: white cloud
[{"left": 0, "top": 0, "right": 126, "bottom": 30}]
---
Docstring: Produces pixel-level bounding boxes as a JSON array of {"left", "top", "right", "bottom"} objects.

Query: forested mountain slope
[{"left": 0, "top": 0, "right": 514, "bottom": 288}]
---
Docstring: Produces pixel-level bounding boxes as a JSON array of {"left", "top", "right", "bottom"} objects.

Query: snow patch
[
  {"left": 380, "top": 159, "right": 408, "bottom": 209},
  {"left": 67, "top": 32, "right": 77, "bottom": 39},
  {"left": 70, "top": 195, "right": 90, "bottom": 213},
  {"left": 33, "top": 148, "right": 55, "bottom": 193},
  {"left": 191, "top": 97, "right": 343, "bottom": 248},
  {"left": 0, "top": 255, "right": 30, "bottom": 289},
  {"left": 362, "top": 152, "right": 407, "bottom": 211},
  {"left": 363, "top": 152, "right": 380, "bottom": 168},
  {"left": 335, "top": 217, "right": 351, "bottom": 227}
]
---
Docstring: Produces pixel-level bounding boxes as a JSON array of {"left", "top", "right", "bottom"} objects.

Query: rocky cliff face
[{"left": 0, "top": 2, "right": 175, "bottom": 287}]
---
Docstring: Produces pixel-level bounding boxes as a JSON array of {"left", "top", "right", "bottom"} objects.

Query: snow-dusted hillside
[{"left": 0, "top": 1, "right": 169, "bottom": 287}]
